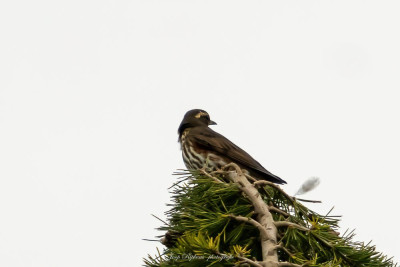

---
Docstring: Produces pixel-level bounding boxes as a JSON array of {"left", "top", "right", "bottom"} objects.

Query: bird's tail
[{"left": 264, "top": 172, "right": 287, "bottom": 184}]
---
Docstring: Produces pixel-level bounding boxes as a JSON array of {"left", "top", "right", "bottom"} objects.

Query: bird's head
[{"left": 178, "top": 109, "right": 217, "bottom": 137}]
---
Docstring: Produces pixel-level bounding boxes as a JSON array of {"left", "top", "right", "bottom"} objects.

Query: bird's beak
[{"left": 209, "top": 120, "right": 217, "bottom": 125}]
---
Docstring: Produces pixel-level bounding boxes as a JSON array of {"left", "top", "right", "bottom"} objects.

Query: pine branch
[{"left": 224, "top": 163, "right": 279, "bottom": 267}]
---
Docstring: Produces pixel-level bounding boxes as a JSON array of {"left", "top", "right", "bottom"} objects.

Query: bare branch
[
  {"left": 274, "top": 221, "right": 309, "bottom": 232},
  {"left": 224, "top": 163, "right": 279, "bottom": 267},
  {"left": 228, "top": 214, "right": 269, "bottom": 238},
  {"left": 199, "top": 169, "right": 225, "bottom": 184},
  {"left": 253, "top": 179, "right": 294, "bottom": 203},
  {"left": 222, "top": 162, "right": 244, "bottom": 175},
  {"left": 268, "top": 206, "right": 290, "bottom": 217}
]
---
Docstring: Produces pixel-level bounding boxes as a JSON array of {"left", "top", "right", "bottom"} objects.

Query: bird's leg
[{"left": 204, "top": 155, "right": 215, "bottom": 172}]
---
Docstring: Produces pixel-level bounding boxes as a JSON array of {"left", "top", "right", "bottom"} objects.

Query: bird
[{"left": 178, "top": 109, "right": 286, "bottom": 184}]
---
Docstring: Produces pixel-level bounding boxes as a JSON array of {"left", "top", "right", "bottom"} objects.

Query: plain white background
[{"left": 1, "top": 1, "right": 399, "bottom": 266}]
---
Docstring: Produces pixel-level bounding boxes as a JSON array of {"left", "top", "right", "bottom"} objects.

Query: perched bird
[{"left": 178, "top": 109, "right": 286, "bottom": 184}]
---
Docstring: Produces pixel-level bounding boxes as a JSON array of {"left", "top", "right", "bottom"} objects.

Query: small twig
[
  {"left": 253, "top": 179, "right": 295, "bottom": 203},
  {"left": 209, "top": 169, "right": 226, "bottom": 175},
  {"left": 199, "top": 169, "right": 225, "bottom": 184},
  {"left": 222, "top": 162, "right": 244, "bottom": 175},
  {"left": 228, "top": 214, "right": 269, "bottom": 238},
  {"left": 274, "top": 221, "right": 309, "bottom": 232},
  {"left": 269, "top": 206, "right": 290, "bottom": 217},
  {"left": 236, "top": 256, "right": 263, "bottom": 267}
]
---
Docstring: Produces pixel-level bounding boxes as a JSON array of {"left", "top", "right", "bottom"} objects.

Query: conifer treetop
[{"left": 144, "top": 164, "right": 397, "bottom": 267}]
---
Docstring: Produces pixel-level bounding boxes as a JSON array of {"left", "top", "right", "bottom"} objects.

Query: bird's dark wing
[{"left": 189, "top": 127, "right": 286, "bottom": 184}]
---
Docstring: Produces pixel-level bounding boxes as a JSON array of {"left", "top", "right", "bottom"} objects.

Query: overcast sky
[{"left": 1, "top": 1, "right": 399, "bottom": 266}]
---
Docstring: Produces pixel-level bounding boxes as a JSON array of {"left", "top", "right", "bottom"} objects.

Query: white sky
[{"left": 1, "top": 1, "right": 399, "bottom": 266}]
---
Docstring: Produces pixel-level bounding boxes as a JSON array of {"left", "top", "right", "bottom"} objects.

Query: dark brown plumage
[{"left": 178, "top": 109, "right": 286, "bottom": 184}]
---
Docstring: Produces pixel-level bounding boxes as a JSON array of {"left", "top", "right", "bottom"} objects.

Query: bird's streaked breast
[
  {"left": 181, "top": 139, "right": 227, "bottom": 171},
  {"left": 181, "top": 141, "right": 204, "bottom": 169}
]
